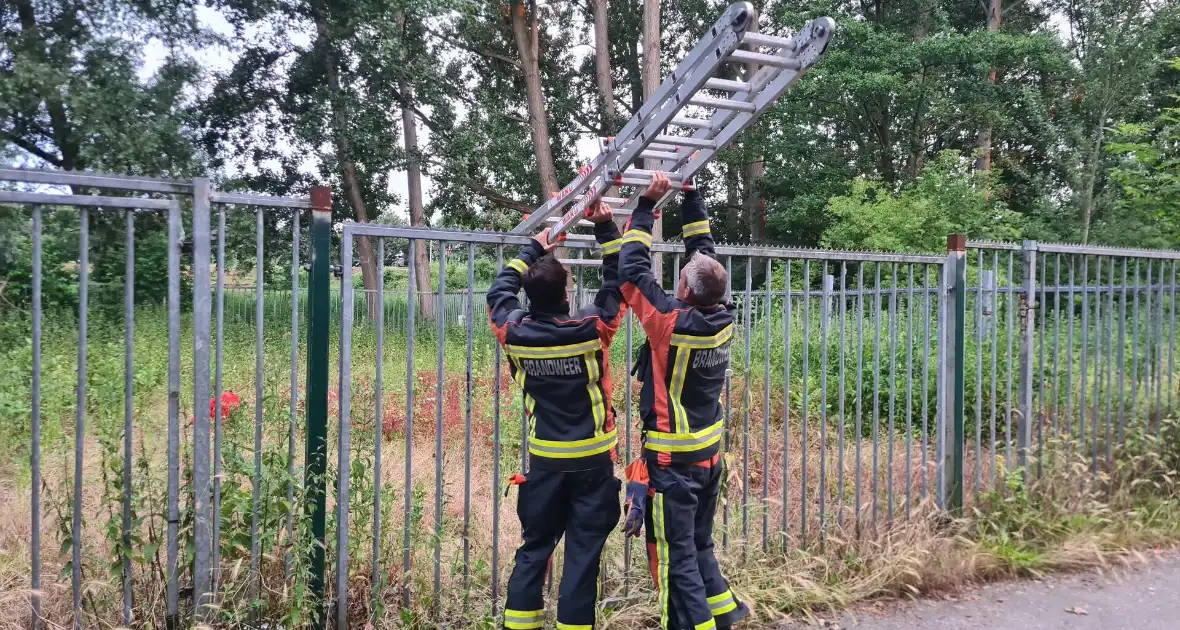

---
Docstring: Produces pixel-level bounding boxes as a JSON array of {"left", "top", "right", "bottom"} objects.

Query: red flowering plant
[{"left": 191, "top": 390, "right": 244, "bottom": 427}]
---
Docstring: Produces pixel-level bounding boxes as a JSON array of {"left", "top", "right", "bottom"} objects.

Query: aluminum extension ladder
[{"left": 511, "top": 1, "right": 836, "bottom": 242}]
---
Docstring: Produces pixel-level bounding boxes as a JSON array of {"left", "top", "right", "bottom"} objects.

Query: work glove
[{"left": 622, "top": 459, "right": 650, "bottom": 538}]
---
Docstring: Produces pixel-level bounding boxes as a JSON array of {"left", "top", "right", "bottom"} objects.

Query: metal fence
[{"left": 4, "top": 167, "right": 1180, "bottom": 630}]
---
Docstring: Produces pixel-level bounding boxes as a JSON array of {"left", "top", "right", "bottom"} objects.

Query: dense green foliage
[{"left": 1, "top": 0, "right": 1178, "bottom": 303}]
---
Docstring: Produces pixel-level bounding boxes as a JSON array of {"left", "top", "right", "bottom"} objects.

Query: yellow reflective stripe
[
  {"left": 706, "top": 590, "right": 733, "bottom": 605},
  {"left": 622, "top": 230, "right": 653, "bottom": 247},
  {"left": 584, "top": 350, "right": 606, "bottom": 435},
  {"left": 600, "top": 238, "right": 622, "bottom": 255},
  {"left": 682, "top": 220, "right": 711, "bottom": 237},
  {"left": 708, "top": 590, "right": 738, "bottom": 615},
  {"left": 668, "top": 347, "right": 691, "bottom": 434},
  {"left": 506, "top": 339, "right": 601, "bottom": 359},
  {"left": 645, "top": 420, "right": 725, "bottom": 453},
  {"left": 507, "top": 258, "right": 528, "bottom": 274},
  {"left": 505, "top": 608, "right": 544, "bottom": 629},
  {"left": 528, "top": 428, "right": 617, "bottom": 459},
  {"left": 556, "top": 624, "right": 593, "bottom": 630},
  {"left": 654, "top": 494, "right": 670, "bottom": 630},
  {"left": 671, "top": 325, "right": 734, "bottom": 348},
  {"left": 694, "top": 620, "right": 718, "bottom": 630}
]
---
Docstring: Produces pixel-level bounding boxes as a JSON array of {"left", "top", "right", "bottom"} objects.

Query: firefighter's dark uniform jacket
[
  {"left": 622, "top": 190, "right": 748, "bottom": 630},
  {"left": 487, "top": 220, "right": 626, "bottom": 630}
]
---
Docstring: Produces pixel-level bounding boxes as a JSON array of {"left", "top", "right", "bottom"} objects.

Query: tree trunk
[
  {"left": 510, "top": 1, "right": 559, "bottom": 199},
  {"left": 312, "top": 8, "right": 379, "bottom": 320},
  {"left": 975, "top": 0, "right": 1001, "bottom": 172},
  {"left": 1080, "top": 115, "right": 1108, "bottom": 244},
  {"left": 642, "top": 0, "right": 662, "bottom": 281},
  {"left": 398, "top": 12, "right": 435, "bottom": 319},
  {"left": 743, "top": 12, "right": 767, "bottom": 242},
  {"left": 593, "top": 0, "right": 615, "bottom": 135}
]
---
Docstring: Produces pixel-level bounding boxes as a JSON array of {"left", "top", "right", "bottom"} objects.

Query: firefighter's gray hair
[{"left": 683, "top": 253, "right": 727, "bottom": 305}]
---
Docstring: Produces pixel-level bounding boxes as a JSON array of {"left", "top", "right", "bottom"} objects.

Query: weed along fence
[{"left": 4, "top": 167, "right": 1180, "bottom": 629}]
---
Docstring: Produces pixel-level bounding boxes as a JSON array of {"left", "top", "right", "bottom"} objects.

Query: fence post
[
  {"left": 940, "top": 235, "right": 967, "bottom": 514},
  {"left": 1018, "top": 240, "right": 1038, "bottom": 479},
  {"left": 191, "top": 178, "right": 213, "bottom": 621},
  {"left": 305, "top": 186, "right": 333, "bottom": 630}
]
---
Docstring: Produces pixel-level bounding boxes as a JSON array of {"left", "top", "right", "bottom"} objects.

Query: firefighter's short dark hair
[{"left": 522, "top": 254, "right": 569, "bottom": 312}]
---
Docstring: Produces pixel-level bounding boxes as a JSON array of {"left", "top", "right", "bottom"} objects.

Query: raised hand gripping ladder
[{"left": 511, "top": 2, "right": 836, "bottom": 240}]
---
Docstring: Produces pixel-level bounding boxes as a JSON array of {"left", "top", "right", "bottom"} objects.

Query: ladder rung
[
  {"left": 547, "top": 216, "right": 594, "bottom": 228},
  {"left": 640, "top": 150, "right": 682, "bottom": 161},
  {"left": 619, "top": 168, "right": 685, "bottom": 181},
  {"left": 576, "top": 195, "right": 625, "bottom": 206},
  {"left": 563, "top": 234, "right": 596, "bottom": 242},
  {"left": 648, "top": 142, "right": 680, "bottom": 151},
  {"left": 654, "top": 134, "right": 716, "bottom": 149},
  {"left": 558, "top": 258, "right": 603, "bottom": 267},
  {"left": 728, "top": 49, "right": 802, "bottom": 70},
  {"left": 688, "top": 96, "right": 757, "bottom": 113},
  {"left": 742, "top": 31, "right": 797, "bottom": 51},
  {"left": 704, "top": 78, "right": 751, "bottom": 92},
  {"left": 670, "top": 116, "right": 713, "bottom": 131}
]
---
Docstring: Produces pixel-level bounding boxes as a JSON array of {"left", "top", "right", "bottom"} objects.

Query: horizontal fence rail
[{"left": 4, "top": 166, "right": 1180, "bottom": 630}]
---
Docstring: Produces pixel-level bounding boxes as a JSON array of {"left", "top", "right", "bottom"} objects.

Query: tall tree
[
  {"left": 395, "top": 10, "right": 434, "bottom": 318},
  {"left": 975, "top": 0, "right": 1002, "bottom": 172},
  {"left": 643, "top": 0, "right": 662, "bottom": 277},
  {"left": 510, "top": 0, "right": 560, "bottom": 199},
  {"left": 592, "top": 0, "right": 616, "bottom": 135}
]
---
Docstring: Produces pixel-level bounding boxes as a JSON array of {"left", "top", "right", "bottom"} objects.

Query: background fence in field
[{"left": 5, "top": 168, "right": 1180, "bottom": 630}]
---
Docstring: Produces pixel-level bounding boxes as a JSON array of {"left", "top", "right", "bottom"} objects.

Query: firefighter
[
  {"left": 487, "top": 199, "right": 626, "bottom": 630},
  {"left": 619, "top": 172, "right": 749, "bottom": 630}
]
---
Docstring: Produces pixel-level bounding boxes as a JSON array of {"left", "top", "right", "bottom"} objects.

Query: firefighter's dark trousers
[
  {"left": 645, "top": 458, "right": 748, "bottom": 630},
  {"left": 504, "top": 465, "right": 621, "bottom": 629}
]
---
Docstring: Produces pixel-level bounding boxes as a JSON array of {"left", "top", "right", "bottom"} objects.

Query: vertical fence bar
[
  {"left": 922, "top": 265, "right": 932, "bottom": 500},
  {"left": 1105, "top": 258, "right": 1115, "bottom": 466},
  {"left": 717, "top": 254, "right": 726, "bottom": 549},
  {"left": 1170, "top": 261, "right": 1177, "bottom": 413},
  {"left": 742, "top": 258, "right": 752, "bottom": 544},
  {"left": 166, "top": 201, "right": 182, "bottom": 628},
  {"left": 781, "top": 260, "right": 792, "bottom": 546},
  {"left": 402, "top": 239, "right": 418, "bottom": 609},
  {"left": 287, "top": 210, "right": 300, "bottom": 581},
  {"left": 492, "top": 245, "right": 504, "bottom": 613},
  {"left": 434, "top": 246, "right": 447, "bottom": 601},
  {"left": 372, "top": 239, "right": 386, "bottom": 613},
  {"left": 905, "top": 264, "right": 914, "bottom": 517},
  {"left": 801, "top": 260, "right": 811, "bottom": 543},
  {"left": 1090, "top": 257, "right": 1103, "bottom": 478},
  {"left": 337, "top": 229, "right": 355, "bottom": 630},
  {"left": 1080, "top": 257, "right": 1090, "bottom": 452},
  {"left": 1066, "top": 258, "right": 1076, "bottom": 454},
  {"left": 213, "top": 208, "right": 225, "bottom": 594},
  {"left": 888, "top": 263, "right": 898, "bottom": 518},
  {"left": 872, "top": 263, "right": 881, "bottom": 525},
  {"left": 1119, "top": 259, "right": 1128, "bottom": 444},
  {"left": 624, "top": 308, "right": 635, "bottom": 576},
  {"left": 304, "top": 189, "right": 332, "bottom": 629},
  {"left": 945, "top": 235, "right": 967, "bottom": 514},
  {"left": 1018, "top": 241, "right": 1037, "bottom": 479},
  {"left": 838, "top": 263, "right": 848, "bottom": 527},
  {"left": 855, "top": 264, "right": 864, "bottom": 532},
  {"left": 1146, "top": 261, "right": 1155, "bottom": 430},
  {"left": 1155, "top": 262, "right": 1166, "bottom": 434},
  {"left": 819, "top": 262, "right": 830, "bottom": 536},
  {"left": 1053, "top": 255, "right": 1062, "bottom": 440},
  {"left": 252, "top": 207, "right": 265, "bottom": 608},
  {"left": 464, "top": 244, "right": 475, "bottom": 595},
  {"left": 122, "top": 210, "right": 135, "bottom": 625},
  {"left": 989, "top": 253, "right": 999, "bottom": 488},
  {"left": 762, "top": 258, "right": 772, "bottom": 549},
  {"left": 1006, "top": 253, "right": 1015, "bottom": 469},
  {"left": 30, "top": 205, "right": 42, "bottom": 630},
  {"left": 1038, "top": 254, "right": 1047, "bottom": 477},
  {"left": 974, "top": 250, "right": 983, "bottom": 499},
  {"left": 192, "top": 180, "right": 213, "bottom": 619}
]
